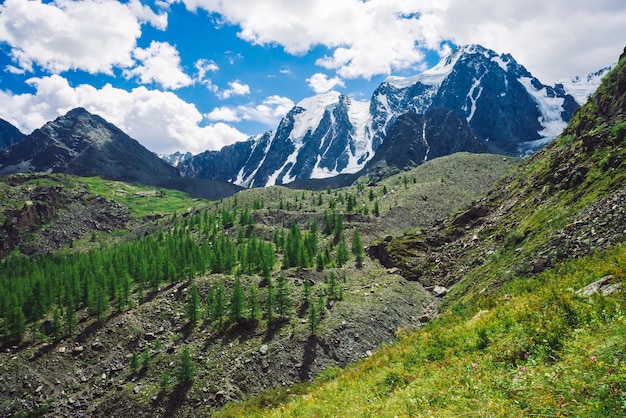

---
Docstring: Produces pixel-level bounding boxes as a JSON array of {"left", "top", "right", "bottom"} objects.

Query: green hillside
[
  {"left": 214, "top": 50, "right": 626, "bottom": 417},
  {"left": 0, "top": 50, "right": 624, "bottom": 418},
  {"left": 0, "top": 152, "right": 515, "bottom": 417}
]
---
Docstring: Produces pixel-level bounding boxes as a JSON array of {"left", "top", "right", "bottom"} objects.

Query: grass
[
  {"left": 80, "top": 176, "right": 202, "bottom": 218},
  {"left": 215, "top": 243, "right": 626, "bottom": 417}
]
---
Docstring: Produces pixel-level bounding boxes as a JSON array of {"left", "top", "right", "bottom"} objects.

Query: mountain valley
[{"left": 0, "top": 44, "right": 624, "bottom": 418}]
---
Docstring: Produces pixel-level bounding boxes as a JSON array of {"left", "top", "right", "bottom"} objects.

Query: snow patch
[
  {"left": 292, "top": 91, "right": 341, "bottom": 142},
  {"left": 384, "top": 48, "right": 461, "bottom": 89},
  {"left": 555, "top": 65, "right": 614, "bottom": 105},
  {"left": 234, "top": 133, "right": 274, "bottom": 187},
  {"left": 464, "top": 76, "right": 485, "bottom": 123},
  {"left": 491, "top": 56, "right": 508, "bottom": 72},
  {"left": 519, "top": 77, "right": 567, "bottom": 140}
]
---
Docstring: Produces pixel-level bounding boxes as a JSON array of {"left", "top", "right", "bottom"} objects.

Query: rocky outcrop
[
  {"left": 0, "top": 174, "right": 130, "bottom": 258},
  {"left": 362, "top": 108, "right": 488, "bottom": 179}
]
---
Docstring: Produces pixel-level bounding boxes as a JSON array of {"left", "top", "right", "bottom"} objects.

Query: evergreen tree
[
  {"left": 65, "top": 295, "right": 77, "bottom": 337},
  {"left": 316, "top": 253, "right": 325, "bottom": 271},
  {"left": 204, "top": 287, "right": 215, "bottom": 323},
  {"left": 264, "top": 276, "right": 275, "bottom": 325},
  {"left": 335, "top": 236, "right": 350, "bottom": 267},
  {"left": 130, "top": 351, "right": 140, "bottom": 373},
  {"left": 301, "top": 277, "right": 312, "bottom": 309},
  {"left": 186, "top": 282, "right": 200, "bottom": 325},
  {"left": 307, "top": 300, "right": 319, "bottom": 335},
  {"left": 176, "top": 347, "right": 195, "bottom": 382},
  {"left": 229, "top": 277, "right": 245, "bottom": 323},
  {"left": 6, "top": 296, "right": 26, "bottom": 342},
  {"left": 352, "top": 229, "right": 365, "bottom": 268},
  {"left": 141, "top": 348, "right": 151, "bottom": 370},
  {"left": 374, "top": 200, "right": 380, "bottom": 217},
  {"left": 368, "top": 188, "right": 375, "bottom": 201},
  {"left": 275, "top": 273, "right": 292, "bottom": 317},
  {"left": 159, "top": 372, "right": 172, "bottom": 392},
  {"left": 51, "top": 305, "right": 62, "bottom": 342},
  {"left": 325, "top": 272, "right": 344, "bottom": 301},
  {"left": 91, "top": 284, "right": 109, "bottom": 321},
  {"left": 247, "top": 284, "right": 260, "bottom": 322},
  {"left": 213, "top": 281, "right": 226, "bottom": 330}
]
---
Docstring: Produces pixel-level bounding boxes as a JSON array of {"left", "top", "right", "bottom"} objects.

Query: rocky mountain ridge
[
  {"left": 0, "top": 118, "right": 24, "bottom": 150},
  {"left": 179, "top": 44, "right": 606, "bottom": 187},
  {"left": 0, "top": 108, "right": 242, "bottom": 199}
]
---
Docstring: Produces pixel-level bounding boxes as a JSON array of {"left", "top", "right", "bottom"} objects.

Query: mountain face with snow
[
  {"left": 158, "top": 151, "right": 193, "bottom": 167},
  {"left": 180, "top": 44, "right": 603, "bottom": 187}
]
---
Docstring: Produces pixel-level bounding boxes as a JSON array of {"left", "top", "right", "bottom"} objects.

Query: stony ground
[{"left": 0, "top": 257, "right": 435, "bottom": 417}]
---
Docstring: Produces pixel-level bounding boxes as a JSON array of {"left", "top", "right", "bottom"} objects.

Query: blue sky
[{"left": 0, "top": 0, "right": 625, "bottom": 155}]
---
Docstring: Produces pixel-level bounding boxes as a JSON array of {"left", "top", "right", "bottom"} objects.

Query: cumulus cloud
[
  {"left": 306, "top": 73, "right": 345, "bottom": 94},
  {"left": 195, "top": 59, "right": 219, "bottom": 82},
  {"left": 0, "top": 0, "right": 166, "bottom": 75},
  {"left": 206, "top": 95, "right": 294, "bottom": 126},
  {"left": 123, "top": 41, "right": 193, "bottom": 90},
  {"left": 0, "top": 75, "right": 248, "bottom": 154},
  {"left": 206, "top": 106, "right": 242, "bottom": 123},
  {"left": 182, "top": 0, "right": 625, "bottom": 81},
  {"left": 438, "top": 0, "right": 626, "bottom": 80},
  {"left": 217, "top": 80, "right": 251, "bottom": 99},
  {"left": 182, "top": 0, "right": 445, "bottom": 79}
]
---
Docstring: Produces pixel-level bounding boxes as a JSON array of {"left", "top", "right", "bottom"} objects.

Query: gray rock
[
  {"left": 576, "top": 275, "right": 617, "bottom": 297},
  {"left": 433, "top": 285, "right": 448, "bottom": 297}
]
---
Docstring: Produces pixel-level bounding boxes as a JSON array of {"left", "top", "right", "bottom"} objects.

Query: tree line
[{"left": 0, "top": 203, "right": 364, "bottom": 344}]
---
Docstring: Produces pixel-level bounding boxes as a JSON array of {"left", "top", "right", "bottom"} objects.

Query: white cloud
[
  {"left": 182, "top": 0, "right": 626, "bottom": 81},
  {"left": 126, "top": 0, "right": 168, "bottom": 30},
  {"left": 306, "top": 73, "right": 345, "bottom": 94},
  {"left": 217, "top": 80, "right": 251, "bottom": 99},
  {"left": 206, "top": 95, "right": 294, "bottom": 126},
  {"left": 195, "top": 58, "right": 219, "bottom": 81},
  {"left": 182, "top": 0, "right": 444, "bottom": 79},
  {"left": 123, "top": 41, "right": 193, "bottom": 90},
  {"left": 206, "top": 106, "right": 241, "bottom": 122},
  {"left": 437, "top": 0, "right": 626, "bottom": 81},
  {"left": 0, "top": 0, "right": 166, "bottom": 75},
  {"left": 0, "top": 75, "right": 248, "bottom": 153}
]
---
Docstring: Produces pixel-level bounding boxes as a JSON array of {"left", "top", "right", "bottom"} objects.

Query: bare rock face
[
  {"left": 0, "top": 174, "right": 130, "bottom": 258},
  {"left": 0, "top": 108, "right": 180, "bottom": 186}
]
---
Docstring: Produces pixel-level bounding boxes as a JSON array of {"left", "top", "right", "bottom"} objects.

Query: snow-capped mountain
[
  {"left": 158, "top": 151, "right": 193, "bottom": 167},
  {"left": 180, "top": 44, "right": 605, "bottom": 187},
  {"left": 554, "top": 65, "right": 614, "bottom": 106}
]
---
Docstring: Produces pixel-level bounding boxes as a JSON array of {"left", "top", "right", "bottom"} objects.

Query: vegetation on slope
[
  {"left": 213, "top": 51, "right": 626, "bottom": 417},
  {"left": 0, "top": 152, "right": 514, "bottom": 417}
]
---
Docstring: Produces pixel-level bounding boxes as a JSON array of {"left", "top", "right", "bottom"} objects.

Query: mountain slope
[
  {"left": 181, "top": 44, "right": 585, "bottom": 187},
  {"left": 362, "top": 108, "right": 488, "bottom": 179},
  {"left": 0, "top": 118, "right": 25, "bottom": 150},
  {"left": 0, "top": 108, "right": 241, "bottom": 199},
  {"left": 213, "top": 48, "right": 626, "bottom": 418},
  {"left": 0, "top": 108, "right": 180, "bottom": 185},
  {"left": 0, "top": 152, "right": 517, "bottom": 417}
]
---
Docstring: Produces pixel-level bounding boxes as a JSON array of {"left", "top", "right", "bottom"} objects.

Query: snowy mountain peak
[
  {"left": 179, "top": 44, "right": 609, "bottom": 188},
  {"left": 292, "top": 91, "right": 343, "bottom": 141},
  {"left": 555, "top": 64, "right": 615, "bottom": 105}
]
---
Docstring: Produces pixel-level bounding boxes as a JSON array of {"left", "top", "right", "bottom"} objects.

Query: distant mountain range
[
  {"left": 0, "top": 45, "right": 612, "bottom": 191},
  {"left": 177, "top": 44, "right": 612, "bottom": 187},
  {"left": 0, "top": 108, "right": 240, "bottom": 198}
]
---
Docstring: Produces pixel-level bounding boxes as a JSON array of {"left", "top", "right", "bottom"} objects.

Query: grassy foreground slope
[
  {"left": 0, "top": 151, "right": 516, "bottom": 417},
  {"left": 216, "top": 52, "right": 626, "bottom": 417}
]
